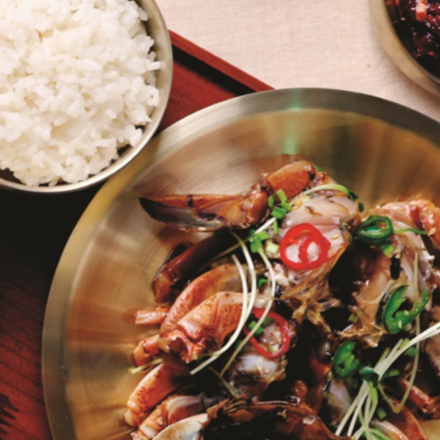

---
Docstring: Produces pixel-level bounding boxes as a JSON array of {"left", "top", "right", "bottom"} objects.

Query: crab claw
[
  {"left": 139, "top": 159, "right": 321, "bottom": 233},
  {"left": 139, "top": 190, "right": 268, "bottom": 232}
]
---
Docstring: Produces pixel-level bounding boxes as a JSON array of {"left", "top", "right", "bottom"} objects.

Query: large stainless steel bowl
[
  {"left": 0, "top": 0, "right": 172, "bottom": 194},
  {"left": 43, "top": 89, "right": 440, "bottom": 440},
  {"left": 369, "top": 0, "right": 440, "bottom": 97}
]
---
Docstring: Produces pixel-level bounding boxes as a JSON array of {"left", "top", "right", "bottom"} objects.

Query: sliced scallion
[
  {"left": 376, "top": 406, "right": 387, "bottom": 421},
  {"left": 268, "top": 194, "right": 275, "bottom": 208},
  {"left": 394, "top": 228, "right": 427, "bottom": 235},
  {"left": 281, "top": 201, "right": 292, "bottom": 212},
  {"left": 256, "top": 231, "right": 271, "bottom": 241},
  {"left": 381, "top": 243, "right": 395, "bottom": 256},
  {"left": 248, "top": 320, "right": 264, "bottom": 335},
  {"left": 250, "top": 237, "right": 263, "bottom": 253},
  {"left": 276, "top": 189, "right": 287, "bottom": 203},
  {"left": 262, "top": 316, "right": 275, "bottom": 326},
  {"left": 405, "top": 346, "right": 418, "bottom": 358},
  {"left": 360, "top": 366, "right": 380, "bottom": 388},
  {"left": 265, "top": 240, "right": 279, "bottom": 255},
  {"left": 382, "top": 368, "right": 400, "bottom": 379},
  {"left": 258, "top": 277, "right": 268, "bottom": 287},
  {"left": 271, "top": 206, "right": 287, "bottom": 220}
]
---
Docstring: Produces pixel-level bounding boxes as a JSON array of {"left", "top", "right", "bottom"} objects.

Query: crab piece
[
  {"left": 153, "top": 234, "right": 237, "bottom": 303},
  {"left": 228, "top": 320, "right": 295, "bottom": 399},
  {"left": 370, "top": 419, "right": 410, "bottom": 440},
  {"left": 152, "top": 414, "right": 208, "bottom": 440},
  {"left": 277, "top": 191, "right": 361, "bottom": 327},
  {"left": 202, "top": 399, "right": 350, "bottom": 440},
  {"left": 386, "top": 397, "right": 429, "bottom": 440},
  {"left": 136, "top": 307, "right": 170, "bottom": 326},
  {"left": 133, "top": 390, "right": 218, "bottom": 440},
  {"left": 306, "top": 340, "right": 332, "bottom": 413},
  {"left": 140, "top": 190, "right": 268, "bottom": 232},
  {"left": 160, "top": 264, "right": 242, "bottom": 335},
  {"left": 159, "top": 291, "right": 247, "bottom": 363},
  {"left": 133, "top": 334, "right": 160, "bottom": 366},
  {"left": 134, "top": 264, "right": 242, "bottom": 365},
  {"left": 139, "top": 159, "right": 321, "bottom": 233},
  {"left": 323, "top": 378, "right": 353, "bottom": 428},
  {"left": 342, "top": 200, "right": 440, "bottom": 346},
  {"left": 410, "top": 200, "right": 440, "bottom": 248},
  {"left": 378, "top": 200, "right": 440, "bottom": 252},
  {"left": 340, "top": 248, "right": 390, "bottom": 346},
  {"left": 125, "top": 363, "right": 188, "bottom": 427},
  {"left": 425, "top": 333, "right": 440, "bottom": 382},
  {"left": 392, "top": 377, "right": 439, "bottom": 417}
]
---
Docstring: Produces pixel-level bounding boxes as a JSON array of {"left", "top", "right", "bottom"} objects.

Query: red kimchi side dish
[
  {"left": 386, "top": 0, "right": 440, "bottom": 77},
  {"left": 126, "top": 156, "right": 440, "bottom": 440}
]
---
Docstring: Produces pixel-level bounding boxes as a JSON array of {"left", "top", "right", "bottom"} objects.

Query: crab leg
[
  {"left": 125, "top": 363, "right": 188, "bottom": 427},
  {"left": 152, "top": 234, "right": 236, "bottom": 303},
  {"left": 135, "top": 307, "right": 170, "bottom": 326}
]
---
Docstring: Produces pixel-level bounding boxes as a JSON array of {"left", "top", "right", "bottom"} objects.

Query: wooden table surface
[{"left": 0, "top": 32, "right": 271, "bottom": 440}]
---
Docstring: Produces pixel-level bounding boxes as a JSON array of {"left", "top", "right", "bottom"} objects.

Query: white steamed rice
[{"left": 0, "top": 0, "right": 160, "bottom": 186}]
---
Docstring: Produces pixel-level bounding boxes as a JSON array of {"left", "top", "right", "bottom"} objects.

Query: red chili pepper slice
[
  {"left": 243, "top": 308, "right": 291, "bottom": 359},
  {"left": 280, "top": 223, "right": 331, "bottom": 271}
]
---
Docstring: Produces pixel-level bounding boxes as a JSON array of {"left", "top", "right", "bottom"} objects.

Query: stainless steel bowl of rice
[{"left": 0, "top": 0, "right": 172, "bottom": 193}]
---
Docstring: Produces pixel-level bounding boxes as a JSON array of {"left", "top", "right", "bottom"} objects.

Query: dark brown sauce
[
  {"left": 386, "top": 0, "right": 440, "bottom": 77},
  {"left": 203, "top": 413, "right": 292, "bottom": 440}
]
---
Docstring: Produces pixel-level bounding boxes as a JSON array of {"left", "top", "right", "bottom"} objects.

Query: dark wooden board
[{"left": 0, "top": 32, "right": 272, "bottom": 440}]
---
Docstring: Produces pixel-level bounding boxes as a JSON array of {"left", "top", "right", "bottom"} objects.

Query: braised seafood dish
[{"left": 127, "top": 157, "right": 440, "bottom": 440}]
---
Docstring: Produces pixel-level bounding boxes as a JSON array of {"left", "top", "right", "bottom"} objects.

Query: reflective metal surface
[
  {"left": 0, "top": 0, "right": 172, "bottom": 194},
  {"left": 43, "top": 89, "right": 440, "bottom": 440},
  {"left": 369, "top": 0, "right": 440, "bottom": 97}
]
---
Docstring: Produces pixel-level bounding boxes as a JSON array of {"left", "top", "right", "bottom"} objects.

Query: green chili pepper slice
[
  {"left": 332, "top": 341, "right": 362, "bottom": 379},
  {"left": 382, "top": 285, "right": 429, "bottom": 334},
  {"left": 355, "top": 215, "right": 394, "bottom": 246}
]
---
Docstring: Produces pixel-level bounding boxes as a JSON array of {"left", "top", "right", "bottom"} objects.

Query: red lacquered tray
[{"left": 0, "top": 32, "right": 272, "bottom": 440}]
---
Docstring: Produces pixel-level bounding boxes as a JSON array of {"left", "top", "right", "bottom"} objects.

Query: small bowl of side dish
[
  {"left": 369, "top": 0, "right": 440, "bottom": 96},
  {"left": 0, "top": 0, "right": 172, "bottom": 193}
]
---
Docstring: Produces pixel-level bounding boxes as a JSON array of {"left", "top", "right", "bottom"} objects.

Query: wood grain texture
[{"left": 0, "top": 32, "right": 271, "bottom": 440}]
